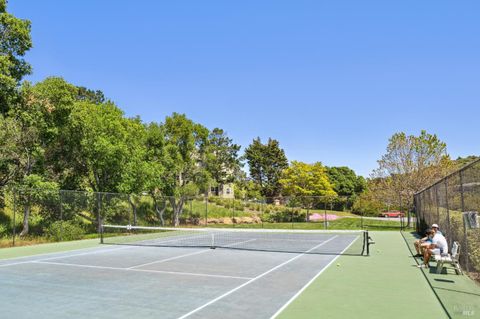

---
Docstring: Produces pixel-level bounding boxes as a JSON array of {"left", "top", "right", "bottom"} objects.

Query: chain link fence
[
  {"left": 0, "top": 188, "right": 407, "bottom": 248},
  {"left": 415, "top": 159, "right": 480, "bottom": 281}
]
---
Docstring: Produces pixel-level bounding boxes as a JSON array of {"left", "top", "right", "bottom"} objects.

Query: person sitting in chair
[
  {"left": 414, "top": 228, "right": 433, "bottom": 257},
  {"left": 431, "top": 223, "right": 443, "bottom": 236},
  {"left": 418, "top": 229, "right": 448, "bottom": 269}
]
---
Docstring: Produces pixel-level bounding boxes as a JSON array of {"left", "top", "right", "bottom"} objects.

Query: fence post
[
  {"left": 205, "top": 196, "right": 208, "bottom": 226},
  {"left": 459, "top": 170, "right": 470, "bottom": 273},
  {"left": 12, "top": 189, "right": 16, "bottom": 247},
  {"left": 323, "top": 200, "right": 327, "bottom": 230},
  {"left": 190, "top": 198, "right": 193, "bottom": 225},
  {"left": 59, "top": 190, "right": 63, "bottom": 242},
  {"left": 444, "top": 179, "right": 451, "bottom": 247},
  {"left": 232, "top": 198, "right": 235, "bottom": 228},
  {"left": 97, "top": 192, "right": 102, "bottom": 233},
  {"left": 399, "top": 191, "right": 403, "bottom": 230},
  {"left": 361, "top": 209, "right": 364, "bottom": 229},
  {"left": 435, "top": 186, "right": 440, "bottom": 224},
  {"left": 261, "top": 199, "right": 264, "bottom": 229}
]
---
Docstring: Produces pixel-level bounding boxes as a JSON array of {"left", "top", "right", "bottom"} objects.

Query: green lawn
[
  {"left": 188, "top": 199, "right": 252, "bottom": 218},
  {"left": 189, "top": 199, "right": 359, "bottom": 219}
]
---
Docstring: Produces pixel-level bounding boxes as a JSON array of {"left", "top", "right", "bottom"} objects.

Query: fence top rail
[
  {"left": 414, "top": 157, "right": 480, "bottom": 196},
  {"left": 4, "top": 187, "right": 354, "bottom": 201}
]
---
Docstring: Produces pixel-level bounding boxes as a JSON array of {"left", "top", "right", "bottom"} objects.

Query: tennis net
[{"left": 100, "top": 225, "right": 372, "bottom": 256}]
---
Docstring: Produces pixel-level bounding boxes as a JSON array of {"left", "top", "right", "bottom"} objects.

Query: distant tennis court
[{"left": 0, "top": 227, "right": 369, "bottom": 319}]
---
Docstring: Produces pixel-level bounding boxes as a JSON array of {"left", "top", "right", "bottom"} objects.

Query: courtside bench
[{"left": 434, "top": 241, "right": 462, "bottom": 275}]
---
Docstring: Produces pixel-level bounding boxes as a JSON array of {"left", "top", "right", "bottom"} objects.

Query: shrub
[
  {"left": 0, "top": 224, "right": 8, "bottom": 238},
  {"left": 260, "top": 208, "right": 306, "bottom": 223},
  {"left": 45, "top": 221, "right": 85, "bottom": 241}
]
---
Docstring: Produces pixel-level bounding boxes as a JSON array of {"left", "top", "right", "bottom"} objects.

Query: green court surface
[
  {"left": 1, "top": 231, "right": 479, "bottom": 318},
  {"left": 0, "top": 238, "right": 100, "bottom": 260},
  {"left": 277, "top": 232, "right": 450, "bottom": 319}
]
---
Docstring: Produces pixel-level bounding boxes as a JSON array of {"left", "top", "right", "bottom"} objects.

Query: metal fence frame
[
  {"left": 414, "top": 158, "right": 480, "bottom": 277},
  {"left": 0, "top": 188, "right": 408, "bottom": 248}
]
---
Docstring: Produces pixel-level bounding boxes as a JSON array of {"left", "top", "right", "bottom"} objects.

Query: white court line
[
  {"left": 128, "top": 249, "right": 211, "bottom": 269},
  {"left": 0, "top": 247, "right": 131, "bottom": 268},
  {"left": 0, "top": 230, "right": 213, "bottom": 267},
  {"left": 0, "top": 247, "right": 129, "bottom": 268},
  {"left": 176, "top": 235, "right": 338, "bottom": 319},
  {"left": 269, "top": 235, "right": 360, "bottom": 319},
  {"left": 0, "top": 242, "right": 127, "bottom": 263},
  {"left": 33, "top": 261, "right": 253, "bottom": 280},
  {"left": 128, "top": 238, "right": 257, "bottom": 270},
  {"left": 133, "top": 232, "right": 213, "bottom": 245},
  {"left": 39, "top": 245, "right": 134, "bottom": 262},
  {"left": 0, "top": 260, "right": 35, "bottom": 268}
]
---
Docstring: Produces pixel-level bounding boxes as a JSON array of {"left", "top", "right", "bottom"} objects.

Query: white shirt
[{"left": 432, "top": 233, "right": 448, "bottom": 254}]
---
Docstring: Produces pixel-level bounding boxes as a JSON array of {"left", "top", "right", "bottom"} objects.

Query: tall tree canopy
[
  {"left": 0, "top": 0, "right": 32, "bottom": 114},
  {"left": 371, "top": 130, "right": 452, "bottom": 212},
  {"left": 244, "top": 137, "right": 288, "bottom": 199},
  {"left": 326, "top": 166, "right": 366, "bottom": 197},
  {"left": 280, "top": 161, "right": 336, "bottom": 198},
  {"left": 68, "top": 101, "right": 133, "bottom": 193},
  {"left": 205, "top": 128, "right": 241, "bottom": 193},
  {"left": 161, "top": 113, "right": 211, "bottom": 225}
]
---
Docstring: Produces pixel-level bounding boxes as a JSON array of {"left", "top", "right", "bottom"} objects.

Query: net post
[
  {"left": 361, "top": 230, "right": 366, "bottom": 256},
  {"left": 361, "top": 230, "right": 371, "bottom": 256},
  {"left": 366, "top": 231, "right": 370, "bottom": 256},
  {"left": 210, "top": 233, "right": 215, "bottom": 249}
]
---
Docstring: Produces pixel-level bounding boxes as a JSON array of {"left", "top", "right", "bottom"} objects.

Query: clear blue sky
[{"left": 10, "top": 1, "right": 480, "bottom": 177}]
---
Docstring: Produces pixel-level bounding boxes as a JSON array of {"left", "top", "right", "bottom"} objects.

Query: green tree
[
  {"left": 352, "top": 183, "right": 385, "bottom": 216},
  {"left": 67, "top": 101, "right": 133, "bottom": 229},
  {"left": 3, "top": 82, "right": 48, "bottom": 188},
  {"left": 0, "top": 0, "right": 32, "bottom": 114},
  {"left": 0, "top": 114, "right": 20, "bottom": 187},
  {"left": 454, "top": 155, "right": 480, "bottom": 169},
  {"left": 244, "top": 137, "right": 288, "bottom": 200},
  {"left": 118, "top": 117, "right": 148, "bottom": 225},
  {"left": 280, "top": 161, "right": 336, "bottom": 197},
  {"left": 143, "top": 122, "right": 167, "bottom": 225},
  {"left": 205, "top": 128, "right": 241, "bottom": 195},
  {"left": 326, "top": 166, "right": 366, "bottom": 197},
  {"left": 76, "top": 86, "right": 105, "bottom": 104},
  {"left": 234, "top": 172, "right": 262, "bottom": 200},
  {"left": 161, "top": 113, "right": 211, "bottom": 226},
  {"left": 27, "top": 78, "right": 79, "bottom": 187},
  {"left": 69, "top": 101, "right": 131, "bottom": 192},
  {"left": 372, "top": 130, "right": 452, "bottom": 224},
  {"left": 16, "top": 174, "right": 58, "bottom": 236}
]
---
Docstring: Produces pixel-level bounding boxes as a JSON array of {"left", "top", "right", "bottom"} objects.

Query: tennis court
[{"left": 0, "top": 228, "right": 368, "bottom": 319}]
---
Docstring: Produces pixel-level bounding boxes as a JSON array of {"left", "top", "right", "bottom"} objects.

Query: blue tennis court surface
[{"left": 0, "top": 234, "right": 360, "bottom": 319}]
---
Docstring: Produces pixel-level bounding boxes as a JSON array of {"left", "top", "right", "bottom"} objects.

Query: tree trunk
[
  {"left": 169, "top": 197, "right": 184, "bottom": 227},
  {"left": 406, "top": 201, "right": 412, "bottom": 228},
  {"left": 128, "top": 195, "right": 137, "bottom": 226},
  {"left": 19, "top": 204, "right": 30, "bottom": 237},
  {"left": 153, "top": 197, "right": 166, "bottom": 226}
]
